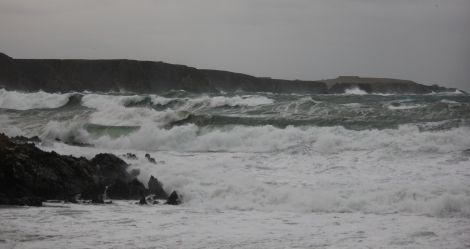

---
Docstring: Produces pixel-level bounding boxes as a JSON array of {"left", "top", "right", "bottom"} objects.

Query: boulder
[
  {"left": 130, "top": 169, "right": 141, "bottom": 177},
  {"left": 145, "top": 153, "right": 156, "bottom": 164},
  {"left": 107, "top": 179, "right": 130, "bottom": 199},
  {"left": 107, "top": 179, "right": 147, "bottom": 200},
  {"left": 123, "top": 153, "right": 138, "bottom": 160},
  {"left": 166, "top": 191, "right": 181, "bottom": 205},
  {"left": 91, "top": 153, "right": 131, "bottom": 186},
  {"left": 138, "top": 193, "right": 147, "bottom": 205},
  {"left": 148, "top": 175, "right": 168, "bottom": 199}
]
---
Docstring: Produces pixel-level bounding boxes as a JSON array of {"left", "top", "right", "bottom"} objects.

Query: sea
[{"left": 0, "top": 87, "right": 469, "bottom": 248}]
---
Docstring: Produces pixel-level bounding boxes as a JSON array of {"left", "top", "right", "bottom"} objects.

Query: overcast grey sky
[{"left": 1, "top": 0, "right": 469, "bottom": 91}]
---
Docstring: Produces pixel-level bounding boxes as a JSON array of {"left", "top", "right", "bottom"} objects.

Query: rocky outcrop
[
  {"left": 0, "top": 133, "right": 98, "bottom": 205},
  {"left": 1, "top": 52, "right": 456, "bottom": 94},
  {"left": 148, "top": 175, "right": 168, "bottom": 199},
  {"left": 166, "top": 191, "right": 181, "bottom": 205},
  {"left": 320, "top": 76, "right": 456, "bottom": 94},
  {"left": 0, "top": 133, "right": 179, "bottom": 206}
]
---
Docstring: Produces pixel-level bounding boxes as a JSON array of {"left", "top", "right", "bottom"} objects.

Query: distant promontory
[{"left": 0, "top": 52, "right": 458, "bottom": 94}]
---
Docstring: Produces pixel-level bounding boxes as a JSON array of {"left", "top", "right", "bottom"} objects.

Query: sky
[{"left": 0, "top": 0, "right": 469, "bottom": 91}]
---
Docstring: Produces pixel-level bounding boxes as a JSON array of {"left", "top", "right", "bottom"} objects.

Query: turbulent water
[{"left": 1, "top": 88, "right": 470, "bottom": 248}]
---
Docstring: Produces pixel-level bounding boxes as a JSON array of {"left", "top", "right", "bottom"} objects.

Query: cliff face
[{"left": 0, "top": 53, "right": 457, "bottom": 94}]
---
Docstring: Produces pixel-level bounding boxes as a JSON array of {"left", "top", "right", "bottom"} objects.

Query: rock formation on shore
[
  {"left": 0, "top": 52, "right": 458, "bottom": 94},
  {"left": 0, "top": 133, "right": 178, "bottom": 206}
]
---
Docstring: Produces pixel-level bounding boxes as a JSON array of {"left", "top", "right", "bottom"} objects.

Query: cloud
[{"left": 0, "top": 0, "right": 469, "bottom": 91}]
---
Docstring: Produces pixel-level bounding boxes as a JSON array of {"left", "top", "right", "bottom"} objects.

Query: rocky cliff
[{"left": 0, "top": 52, "right": 458, "bottom": 94}]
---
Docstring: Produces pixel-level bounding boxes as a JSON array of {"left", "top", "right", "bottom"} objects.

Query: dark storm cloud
[{"left": 0, "top": 0, "right": 469, "bottom": 91}]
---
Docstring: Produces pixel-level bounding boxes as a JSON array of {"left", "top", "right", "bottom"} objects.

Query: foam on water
[
  {"left": 0, "top": 115, "right": 24, "bottom": 136},
  {"left": 387, "top": 104, "right": 423, "bottom": 110},
  {"left": 2, "top": 89, "right": 470, "bottom": 248},
  {"left": 205, "top": 95, "right": 274, "bottom": 107},
  {"left": 81, "top": 94, "right": 186, "bottom": 126},
  {"left": 343, "top": 87, "right": 368, "bottom": 95},
  {"left": 37, "top": 118, "right": 470, "bottom": 155},
  {"left": 0, "top": 89, "right": 71, "bottom": 110}
]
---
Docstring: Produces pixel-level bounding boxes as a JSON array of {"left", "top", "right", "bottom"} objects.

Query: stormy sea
[{"left": 1, "top": 88, "right": 470, "bottom": 248}]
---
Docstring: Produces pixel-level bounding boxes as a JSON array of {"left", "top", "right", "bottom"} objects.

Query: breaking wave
[
  {"left": 0, "top": 89, "right": 72, "bottom": 110},
  {"left": 343, "top": 87, "right": 368, "bottom": 95},
  {"left": 1, "top": 88, "right": 470, "bottom": 219},
  {"left": 37, "top": 119, "right": 470, "bottom": 155}
]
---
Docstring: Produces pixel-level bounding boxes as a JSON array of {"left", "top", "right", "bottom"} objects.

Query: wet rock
[
  {"left": 91, "top": 153, "right": 131, "bottom": 186},
  {"left": 139, "top": 194, "right": 147, "bottom": 205},
  {"left": 0, "top": 133, "right": 97, "bottom": 205},
  {"left": 54, "top": 138, "right": 93, "bottom": 147},
  {"left": 123, "top": 153, "right": 138, "bottom": 160},
  {"left": 166, "top": 191, "right": 181, "bottom": 205},
  {"left": 148, "top": 175, "right": 168, "bottom": 199},
  {"left": 107, "top": 179, "right": 148, "bottom": 200},
  {"left": 9, "top": 197, "right": 43, "bottom": 206},
  {"left": 107, "top": 180, "right": 130, "bottom": 199},
  {"left": 91, "top": 194, "right": 104, "bottom": 204},
  {"left": 10, "top": 135, "right": 41, "bottom": 144},
  {"left": 145, "top": 153, "right": 156, "bottom": 164},
  {"left": 0, "top": 133, "right": 180, "bottom": 206},
  {"left": 130, "top": 169, "right": 140, "bottom": 177},
  {"left": 0, "top": 133, "right": 151, "bottom": 205},
  {"left": 128, "top": 179, "right": 148, "bottom": 199},
  {"left": 144, "top": 194, "right": 161, "bottom": 204}
]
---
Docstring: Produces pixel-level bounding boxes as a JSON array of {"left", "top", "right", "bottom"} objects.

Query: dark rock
[
  {"left": 107, "top": 180, "right": 130, "bottom": 199},
  {"left": 130, "top": 169, "right": 140, "bottom": 177},
  {"left": 9, "top": 197, "right": 43, "bottom": 206},
  {"left": 91, "top": 153, "right": 130, "bottom": 186},
  {"left": 91, "top": 194, "right": 104, "bottom": 204},
  {"left": 166, "top": 191, "right": 181, "bottom": 205},
  {"left": 148, "top": 175, "right": 168, "bottom": 199},
  {"left": 0, "top": 133, "right": 97, "bottom": 205},
  {"left": 0, "top": 133, "right": 151, "bottom": 205},
  {"left": 144, "top": 194, "right": 160, "bottom": 204},
  {"left": 139, "top": 194, "right": 147, "bottom": 205},
  {"left": 54, "top": 138, "right": 93, "bottom": 147},
  {"left": 128, "top": 179, "right": 148, "bottom": 199},
  {"left": 107, "top": 179, "right": 147, "bottom": 200},
  {"left": 10, "top": 135, "right": 41, "bottom": 144},
  {"left": 145, "top": 153, "right": 156, "bottom": 164},
  {"left": 123, "top": 153, "right": 138, "bottom": 160}
]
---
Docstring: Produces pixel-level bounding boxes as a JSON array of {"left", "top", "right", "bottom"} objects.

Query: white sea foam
[
  {"left": 209, "top": 95, "right": 274, "bottom": 107},
  {"left": 0, "top": 115, "right": 24, "bottom": 136},
  {"left": 343, "top": 87, "right": 368, "bottom": 95},
  {"left": 79, "top": 94, "right": 273, "bottom": 126},
  {"left": 81, "top": 94, "right": 186, "bottom": 126},
  {"left": 0, "top": 89, "right": 71, "bottom": 110},
  {"left": 149, "top": 95, "right": 175, "bottom": 105},
  {"left": 387, "top": 104, "right": 423, "bottom": 110},
  {"left": 441, "top": 99, "right": 459, "bottom": 104},
  {"left": 2, "top": 90, "right": 470, "bottom": 248},
  {"left": 342, "top": 103, "right": 363, "bottom": 108},
  {"left": 188, "top": 95, "right": 274, "bottom": 108},
  {"left": 52, "top": 122, "right": 469, "bottom": 155}
]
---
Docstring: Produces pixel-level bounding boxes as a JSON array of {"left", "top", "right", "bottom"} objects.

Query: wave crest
[{"left": 0, "top": 89, "right": 72, "bottom": 110}]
